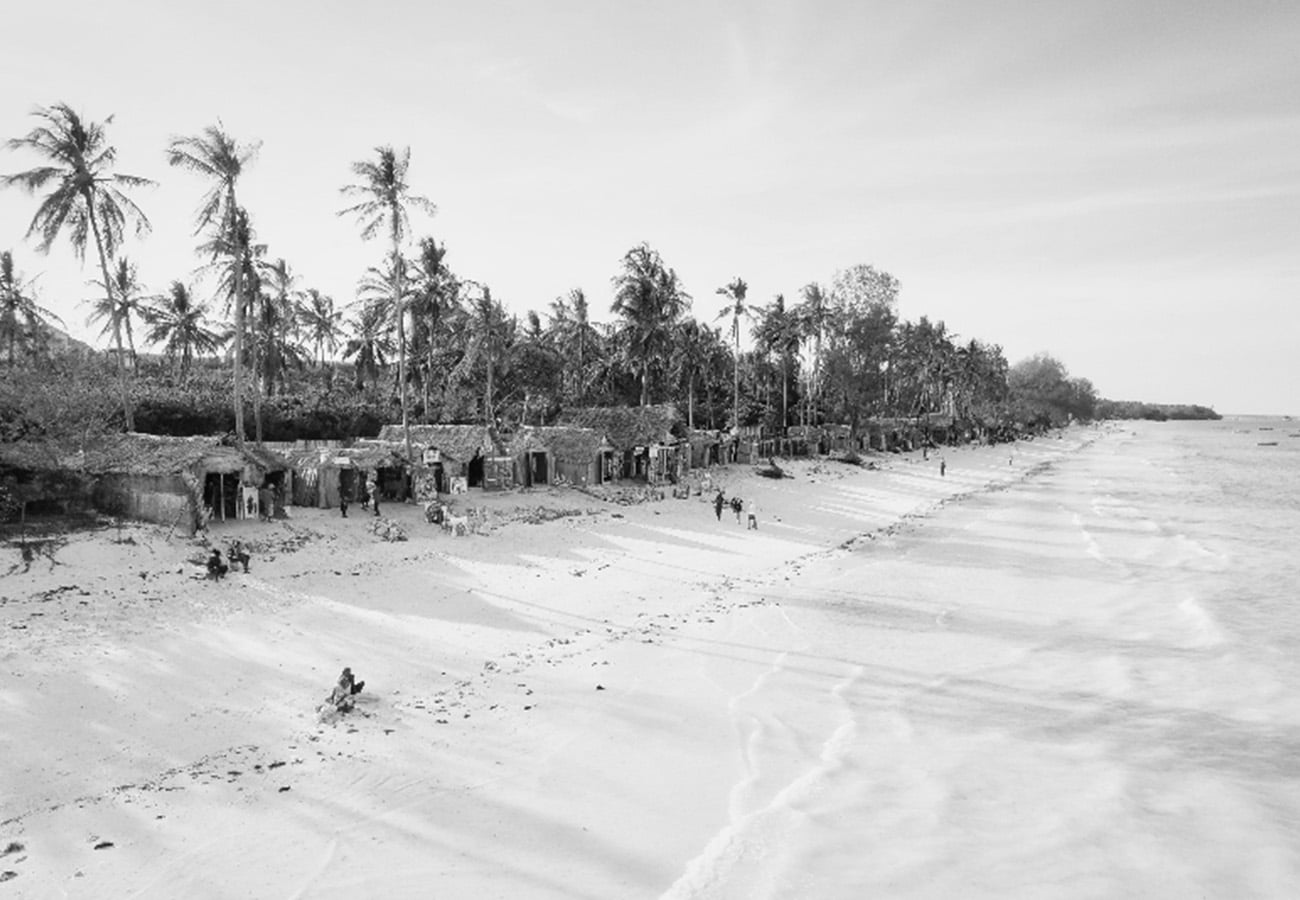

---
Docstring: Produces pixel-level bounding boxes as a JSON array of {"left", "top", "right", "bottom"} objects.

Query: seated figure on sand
[
  {"left": 322, "top": 666, "right": 366, "bottom": 715},
  {"left": 206, "top": 549, "right": 228, "bottom": 580}
]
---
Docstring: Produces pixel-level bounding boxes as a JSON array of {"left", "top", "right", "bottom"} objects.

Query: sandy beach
[{"left": 7, "top": 425, "right": 1297, "bottom": 899}]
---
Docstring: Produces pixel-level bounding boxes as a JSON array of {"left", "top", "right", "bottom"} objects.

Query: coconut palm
[
  {"left": 451, "top": 283, "right": 513, "bottom": 426},
  {"left": 339, "top": 145, "right": 436, "bottom": 463},
  {"left": 669, "top": 317, "right": 714, "bottom": 429},
  {"left": 3, "top": 104, "right": 153, "bottom": 429},
  {"left": 796, "top": 281, "right": 830, "bottom": 426},
  {"left": 142, "top": 280, "right": 223, "bottom": 381},
  {"left": 547, "top": 288, "right": 603, "bottom": 407},
  {"left": 256, "top": 258, "right": 306, "bottom": 397},
  {"left": 714, "top": 277, "right": 751, "bottom": 429},
  {"left": 86, "top": 256, "right": 146, "bottom": 373},
  {"left": 343, "top": 299, "right": 395, "bottom": 391},
  {"left": 409, "top": 235, "right": 457, "bottom": 417},
  {"left": 166, "top": 124, "right": 260, "bottom": 442},
  {"left": 754, "top": 294, "right": 801, "bottom": 428},
  {"left": 611, "top": 243, "right": 690, "bottom": 406},
  {"left": 0, "top": 250, "right": 62, "bottom": 367},
  {"left": 297, "top": 288, "right": 343, "bottom": 368}
]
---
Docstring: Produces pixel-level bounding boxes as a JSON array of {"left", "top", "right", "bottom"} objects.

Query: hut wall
[
  {"left": 551, "top": 457, "right": 598, "bottom": 486},
  {"left": 291, "top": 466, "right": 321, "bottom": 508},
  {"left": 92, "top": 473, "right": 194, "bottom": 531}
]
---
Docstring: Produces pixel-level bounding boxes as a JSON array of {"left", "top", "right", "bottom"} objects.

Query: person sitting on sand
[
  {"left": 229, "top": 541, "right": 251, "bottom": 574},
  {"left": 327, "top": 666, "right": 366, "bottom": 712},
  {"left": 206, "top": 548, "right": 228, "bottom": 581}
]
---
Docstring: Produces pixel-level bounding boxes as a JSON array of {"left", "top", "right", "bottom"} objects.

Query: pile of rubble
[{"left": 368, "top": 517, "right": 408, "bottom": 542}]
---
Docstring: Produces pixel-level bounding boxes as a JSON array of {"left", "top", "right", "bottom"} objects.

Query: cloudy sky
[{"left": 2, "top": 0, "right": 1296, "bottom": 414}]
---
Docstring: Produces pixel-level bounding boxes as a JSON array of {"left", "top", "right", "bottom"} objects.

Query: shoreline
[{"left": 1, "top": 429, "right": 1101, "bottom": 896}]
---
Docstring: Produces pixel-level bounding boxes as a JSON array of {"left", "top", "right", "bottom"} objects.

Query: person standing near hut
[
  {"left": 713, "top": 489, "right": 726, "bottom": 522},
  {"left": 339, "top": 494, "right": 349, "bottom": 517}
]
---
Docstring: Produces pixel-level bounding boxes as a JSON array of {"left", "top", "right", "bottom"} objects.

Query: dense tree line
[{"left": 3, "top": 102, "right": 1122, "bottom": 450}]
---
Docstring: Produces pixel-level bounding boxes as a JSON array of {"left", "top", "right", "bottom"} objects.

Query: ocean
[{"left": 665, "top": 418, "right": 1300, "bottom": 899}]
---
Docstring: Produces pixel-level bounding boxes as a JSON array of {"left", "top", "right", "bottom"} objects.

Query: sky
[{"left": 1, "top": 0, "right": 1296, "bottom": 415}]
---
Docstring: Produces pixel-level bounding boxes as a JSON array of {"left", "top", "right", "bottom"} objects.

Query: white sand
[{"left": 11, "top": 428, "right": 1273, "bottom": 898}]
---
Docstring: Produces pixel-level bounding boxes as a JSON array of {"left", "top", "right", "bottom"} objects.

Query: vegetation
[
  {"left": 3, "top": 99, "right": 1209, "bottom": 455},
  {"left": 1094, "top": 400, "right": 1220, "bottom": 421}
]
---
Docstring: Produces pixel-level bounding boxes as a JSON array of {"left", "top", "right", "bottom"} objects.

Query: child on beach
[
  {"left": 229, "top": 541, "right": 251, "bottom": 573},
  {"left": 206, "top": 549, "right": 228, "bottom": 581}
]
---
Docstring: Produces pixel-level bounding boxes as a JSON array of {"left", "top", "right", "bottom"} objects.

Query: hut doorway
[
  {"left": 524, "top": 451, "right": 549, "bottom": 487},
  {"left": 338, "top": 468, "right": 358, "bottom": 505},
  {"left": 468, "top": 452, "right": 484, "bottom": 488},
  {"left": 203, "top": 472, "right": 240, "bottom": 521},
  {"left": 376, "top": 465, "right": 409, "bottom": 501}
]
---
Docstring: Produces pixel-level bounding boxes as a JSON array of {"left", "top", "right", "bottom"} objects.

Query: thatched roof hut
[
  {"left": 283, "top": 442, "right": 407, "bottom": 509},
  {"left": 376, "top": 424, "right": 504, "bottom": 465},
  {"left": 80, "top": 433, "right": 286, "bottom": 478},
  {"left": 557, "top": 404, "right": 685, "bottom": 450},
  {"left": 507, "top": 426, "right": 610, "bottom": 487}
]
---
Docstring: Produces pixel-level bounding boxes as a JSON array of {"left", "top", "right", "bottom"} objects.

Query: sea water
[{"left": 666, "top": 419, "right": 1300, "bottom": 899}]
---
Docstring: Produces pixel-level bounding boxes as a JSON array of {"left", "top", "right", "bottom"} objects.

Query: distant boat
[{"left": 1258, "top": 441, "right": 1279, "bottom": 446}]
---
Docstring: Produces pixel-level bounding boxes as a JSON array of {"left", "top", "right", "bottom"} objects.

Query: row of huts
[{"left": 3, "top": 407, "right": 964, "bottom": 535}]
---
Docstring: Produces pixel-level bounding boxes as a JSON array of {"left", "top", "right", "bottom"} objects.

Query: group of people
[
  {"left": 206, "top": 541, "right": 252, "bottom": 581},
  {"left": 713, "top": 489, "right": 759, "bottom": 530}
]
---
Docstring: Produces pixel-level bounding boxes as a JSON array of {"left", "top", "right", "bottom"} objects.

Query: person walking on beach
[
  {"left": 940, "top": 458, "right": 946, "bottom": 477},
  {"left": 339, "top": 495, "right": 349, "bottom": 518},
  {"left": 747, "top": 500, "right": 759, "bottom": 530},
  {"left": 713, "top": 490, "right": 726, "bottom": 521}
]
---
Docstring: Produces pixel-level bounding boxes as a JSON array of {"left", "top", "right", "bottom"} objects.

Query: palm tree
[
  {"left": 797, "top": 281, "right": 830, "bottom": 426},
  {"left": 166, "top": 124, "right": 260, "bottom": 443},
  {"left": 0, "top": 250, "right": 62, "bottom": 367},
  {"left": 547, "top": 288, "right": 602, "bottom": 407},
  {"left": 410, "top": 235, "right": 456, "bottom": 417},
  {"left": 257, "top": 258, "right": 306, "bottom": 398},
  {"left": 3, "top": 104, "right": 153, "bottom": 429},
  {"left": 669, "top": 317, "right": 713, "bottom": 429},
  {"left": 611, "top": 243, "right": 690, "bottom": 406},
  {"left": 715, "top": 277, "right": 750, "bottom": 430},
  {"left": 451, "top": 283, "right": 512, "bottom": 426},
  {"left": 142, "top": 280, "right": 223, "bottom": 381},
  {"left": 344, "top": 299, "right": 395, "bottom": 391},
  {"left": 339, "top": 145, "right": 436, "bottom": 465},
  {"left": 297, "top": 288, "right": 343, "bottom": 368},
  {"left": 86, "top": 256, "right": 146, "bottom": 373},
  {"left": 754, "top": 294, "right": 801, "bottom": 428}
]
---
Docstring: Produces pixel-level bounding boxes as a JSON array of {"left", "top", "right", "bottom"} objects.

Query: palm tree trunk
[
  {"left": 732, "top": 331, "right": 740, "bottom": 430},
  {"left": 392, "top": 239, "right": 413, "bottom": 466},
  {"left": 231, "top": 259, "right": 246, "bottom": 445},
  {"left": 252, "top": 289, "right": 265, "bottom": 443},
  {"left": 688, "top": 375, "right": 695, "bottom": 429},
  {"left": 85, "top": 199, "right": 134, "bottom": 432}
]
